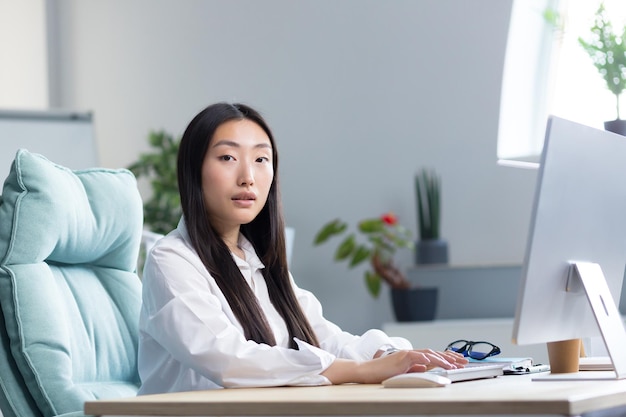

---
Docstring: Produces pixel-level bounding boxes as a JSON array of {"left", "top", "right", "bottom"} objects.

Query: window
[{"left": 498, "top": 0, "right": 626, "bottom": 166}]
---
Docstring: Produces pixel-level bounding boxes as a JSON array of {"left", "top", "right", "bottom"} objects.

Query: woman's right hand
[{"left": 321, "top": 349, "right": 467, "bottom": 385}]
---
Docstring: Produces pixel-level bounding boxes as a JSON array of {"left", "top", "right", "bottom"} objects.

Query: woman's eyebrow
[
  {"left": 212, "top": 140, "right": 272, "bottom": 149},
  {"left": 211, "top": 140, "right": 239, "bottom": 148}
]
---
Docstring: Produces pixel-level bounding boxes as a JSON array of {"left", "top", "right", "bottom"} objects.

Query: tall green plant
[
  {"left": 415, "top": 169, "right": 441, "bottom": 240},
  {"left": 128, "top": 130, "right": 181, "bottom": 235},
  {"left": 578, "top": 4, "right": 626, "bottom": 119}
]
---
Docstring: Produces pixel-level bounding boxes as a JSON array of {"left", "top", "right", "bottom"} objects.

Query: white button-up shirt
[{"left": 138, "top": 220, "right": 411, "bottom": 395}]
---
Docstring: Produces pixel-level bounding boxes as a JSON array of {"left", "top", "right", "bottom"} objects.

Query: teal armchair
[{"left": 0, "top": 149, "right": 143, "bottom": 417}]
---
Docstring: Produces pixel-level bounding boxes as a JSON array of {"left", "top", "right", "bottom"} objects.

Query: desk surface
[{"left": 85, "top": 372, "right": 626, "bottom": 417}]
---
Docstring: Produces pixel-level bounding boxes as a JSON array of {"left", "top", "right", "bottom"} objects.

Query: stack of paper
[
  {"left": 468, "top": 357, "right": 534, "bottom": 372},
  {"left": 579, "top": 357, "right": 613, "bottom": 371}
]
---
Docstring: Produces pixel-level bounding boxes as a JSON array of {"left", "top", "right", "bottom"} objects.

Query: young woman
[{"left": 137, "top": 102, "right": 466, "bottom": 395}]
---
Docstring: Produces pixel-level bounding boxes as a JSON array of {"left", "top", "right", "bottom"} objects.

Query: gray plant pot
[
  {"left": 391, "top": 287, "right": 438, "bottom": 322},
  {"left": 604, "top": 119, "right": 626, "bottom": 136},
  {"left": 415, "top": 239, "right": 449, "bottom": 265}
]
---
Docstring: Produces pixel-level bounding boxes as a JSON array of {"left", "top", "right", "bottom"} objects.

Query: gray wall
[{"left": 48, "top": 0, "right": 538, "bottom": 334}]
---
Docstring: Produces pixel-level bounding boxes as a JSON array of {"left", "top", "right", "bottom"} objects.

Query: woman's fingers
[
  {"left": 411, "top": 349, "right": 468, "bottom": 370},
  {"left": 438, "top": 349, "right": 469, "bottom": 366}
]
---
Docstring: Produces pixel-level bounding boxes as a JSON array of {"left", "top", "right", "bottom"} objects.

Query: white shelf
[
  {"left": 383, "top": 317, "right": 623, "bottom": 366},
  {"left": 406, "top": 264, "right": 523, "bottom": 319},
  {"left": 384, "top": 318, "right": 549, "bottom": 364}
]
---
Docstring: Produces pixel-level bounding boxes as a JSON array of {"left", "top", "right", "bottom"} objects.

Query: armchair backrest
[{"left": 0, "top": 149, "right": 143, "bottom": 417}]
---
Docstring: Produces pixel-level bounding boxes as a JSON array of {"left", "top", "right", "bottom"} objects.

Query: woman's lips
[{"left": 232, "top": 192, "right": 256, "bottom": 207}]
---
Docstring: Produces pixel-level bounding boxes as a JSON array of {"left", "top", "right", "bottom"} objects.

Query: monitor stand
[{"left": 534, "top": 262, "right": 626, "bottom": 381}]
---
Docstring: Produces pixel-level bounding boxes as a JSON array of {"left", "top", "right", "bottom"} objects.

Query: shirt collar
[{"left": 234, "top": 234, "right": 265, "bottom": 270}]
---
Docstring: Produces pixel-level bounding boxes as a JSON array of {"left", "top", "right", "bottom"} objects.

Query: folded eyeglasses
[{"left": 445, "top": 339, "right": 501, "bottom": 360}]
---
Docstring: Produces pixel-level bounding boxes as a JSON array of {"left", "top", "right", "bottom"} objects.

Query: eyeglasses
[{"left": 445, "top": 340, "right": 501, "bottom": 360}]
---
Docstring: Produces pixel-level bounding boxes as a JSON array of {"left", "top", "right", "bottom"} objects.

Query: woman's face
[{"left": 201, "top": 119, "right": 274, "bottom": 235}]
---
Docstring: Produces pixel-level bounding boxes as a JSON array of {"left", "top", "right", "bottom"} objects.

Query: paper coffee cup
[{"left": 547, "top": 339, "right": 582, "bottom": 374}]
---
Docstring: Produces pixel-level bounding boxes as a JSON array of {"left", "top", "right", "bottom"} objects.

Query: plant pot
[
  {"left": 604, "top": 119, "right": 626, "bottom": 136},
  {"left": 390, "top": 287, "right": 438, "bottom": 322},
  {"left": 415, "top": 239, "right": 449, "bottom": 265}
]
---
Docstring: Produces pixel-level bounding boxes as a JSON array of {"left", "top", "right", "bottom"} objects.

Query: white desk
[{"left": 85, "top": 373, "right": 626, "bottom": 416}]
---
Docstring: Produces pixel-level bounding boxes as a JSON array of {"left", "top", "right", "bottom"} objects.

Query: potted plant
[
  {"left": 314, "top": 213, "right": 437, "bottom": 321},
  {"left": 414, "top": 169, "right": 448, "bottom": 265},
  {"left": 127, "top": 130, "right": 182, "bottom": 235},
  {"left": 578, "top": 3, "right": 626, "bottom": 135}
]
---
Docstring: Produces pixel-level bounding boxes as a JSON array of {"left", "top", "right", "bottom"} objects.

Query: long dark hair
[{"left": 177, "top": 102, "right": 319, "bottom": 349}]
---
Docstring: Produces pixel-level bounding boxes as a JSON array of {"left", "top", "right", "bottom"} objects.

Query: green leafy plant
[
  {"left": 542, "top": 7, "right": 564, "bottom": 33},
  {"left": 415, "top": 169, "right": 441, "bottom": 240},
  {"left": 128, "top": 130, "right": 181, "bottom": 235},
  {"left": 578, "top": 3, "right": 626, "bottom": 119},
  {"left": 313, "top": 213, "right": 413, "bottom": 298}
]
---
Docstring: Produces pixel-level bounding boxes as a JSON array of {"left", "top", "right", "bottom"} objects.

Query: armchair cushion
[{"left": 0, "top": 149, "right": 143, "bottom": 417}]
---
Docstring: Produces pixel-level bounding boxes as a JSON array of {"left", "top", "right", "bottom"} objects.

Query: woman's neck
[{"left": 221, "top": 229, "right": 245, "bottom": 259}]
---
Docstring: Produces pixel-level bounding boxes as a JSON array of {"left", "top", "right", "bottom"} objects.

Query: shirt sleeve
[
  {"left": 290, "top": 275, "right": 413, "bottom": 360},
  {"left": 141, "top": 241, "right": 335, "bottom": 388}
]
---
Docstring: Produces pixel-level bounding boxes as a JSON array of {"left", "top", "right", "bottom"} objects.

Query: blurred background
[{"left": 0, "top": 0, "right": 547, "bottom": 333}]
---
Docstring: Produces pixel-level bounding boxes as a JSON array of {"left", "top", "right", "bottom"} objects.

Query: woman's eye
[
  {"left": 219, "top": 155, "right": 234, "bottom": 161},
  {"left": 256, "top": 157, "right": 270, "bottom": 163}
]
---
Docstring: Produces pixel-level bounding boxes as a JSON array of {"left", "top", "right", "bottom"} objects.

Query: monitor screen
[{"left": 512, "top": 116, "right": 626, "bottom": 358}]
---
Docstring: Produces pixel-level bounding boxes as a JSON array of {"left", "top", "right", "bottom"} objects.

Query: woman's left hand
[{"left": 408, "top": 349, "right": 468, "bottom": 372}]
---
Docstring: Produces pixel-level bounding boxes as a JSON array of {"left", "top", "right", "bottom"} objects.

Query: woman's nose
[{"left": 238, "top": 163, "right": 254, "bottom": 186}]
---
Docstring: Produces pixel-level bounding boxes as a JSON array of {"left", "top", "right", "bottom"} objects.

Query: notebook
[
  {"left": 468, "top": 356, "right": 535, "bottom": 373},
  {"left": 428, "top": 363, "right": 504, "bottom": 382},
  {"left": 579, "top": 357, "right": 613, "bottom": 371},
  {"left": 468, "top": 356, "right": 533, "bottom": 367}
]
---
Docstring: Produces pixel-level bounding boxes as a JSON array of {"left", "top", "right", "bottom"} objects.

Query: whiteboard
[{"left": 0, "top": 109, "right": 98, "bottom": 179}]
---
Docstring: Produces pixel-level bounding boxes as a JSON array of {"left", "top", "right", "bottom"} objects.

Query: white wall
[
  {"left": 49, "top": 0, "right": 537, "bottom": 334},
  {"left": 0, "top": 0, "right": 49, "bottom": 108}
]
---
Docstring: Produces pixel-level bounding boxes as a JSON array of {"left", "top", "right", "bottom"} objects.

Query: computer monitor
[{"left": 512, "top": 115, "right": 626, "bottom": 380}]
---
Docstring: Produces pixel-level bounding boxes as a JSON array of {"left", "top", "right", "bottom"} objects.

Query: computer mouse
[{"left": 382, "top": 372, "right": 451, "bottom": 388}]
